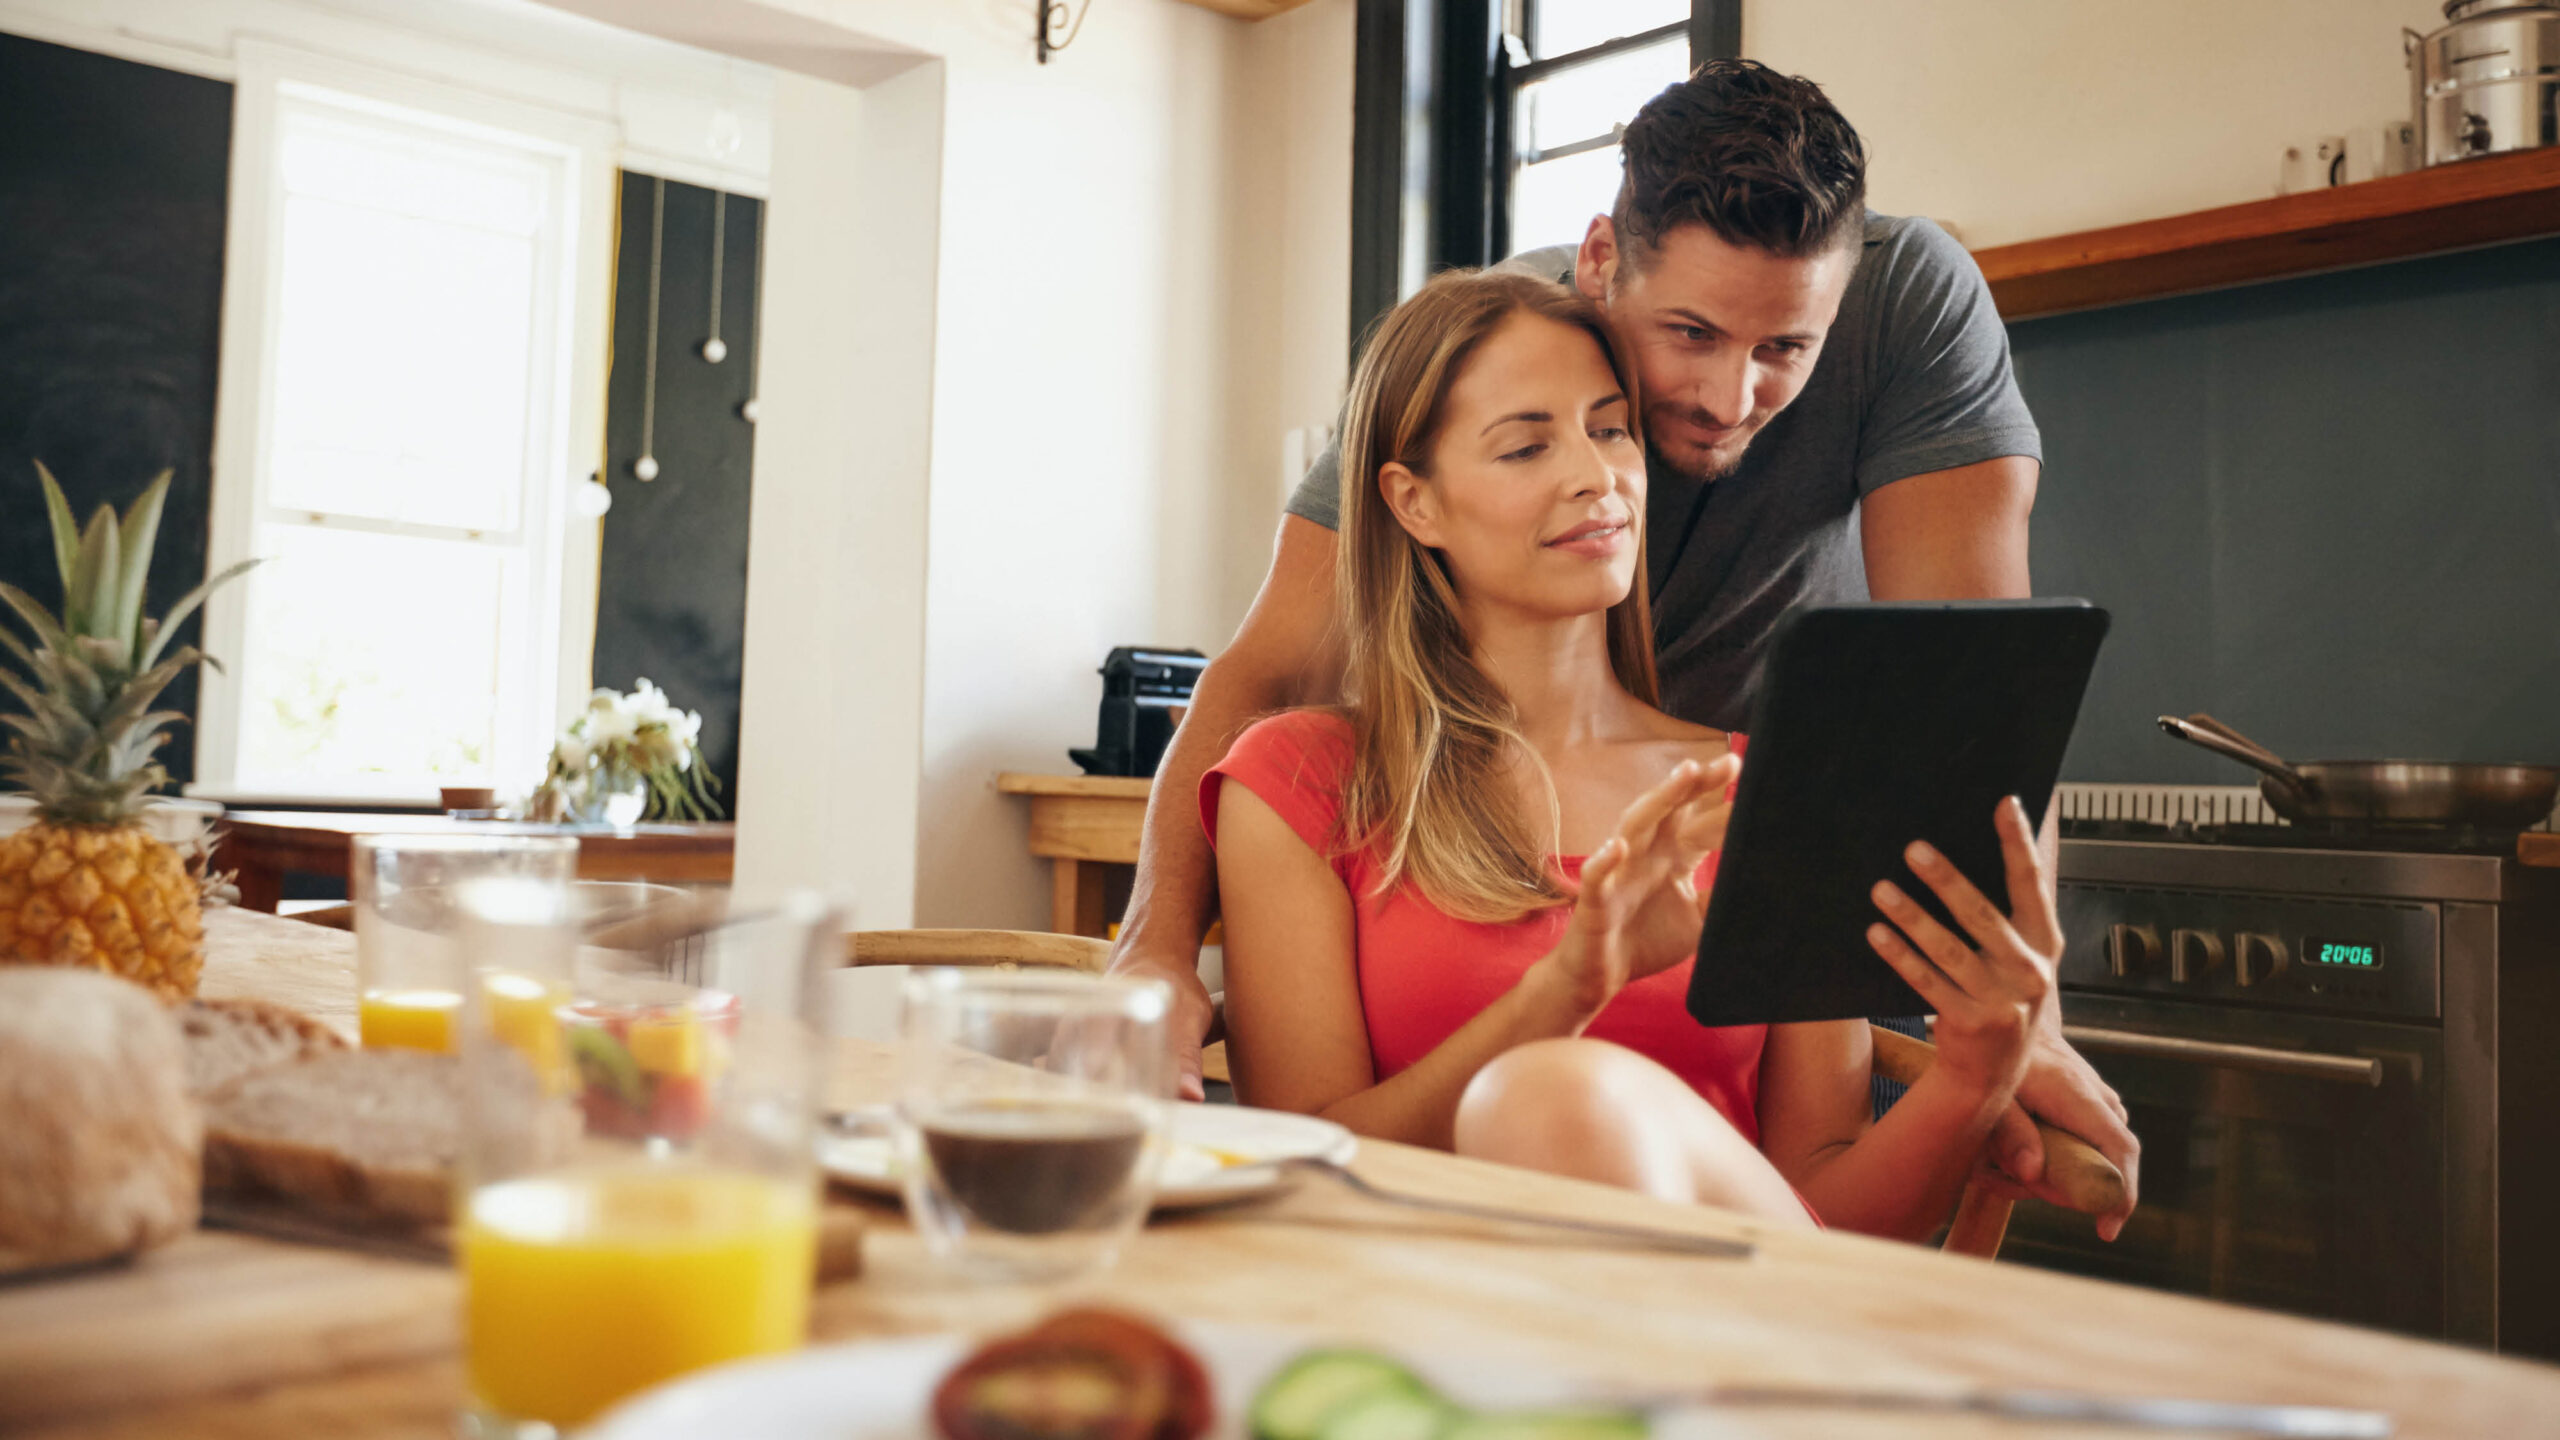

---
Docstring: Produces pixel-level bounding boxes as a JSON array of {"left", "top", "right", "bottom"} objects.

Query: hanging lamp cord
[
  {"left": 638, "top": 175, "right": 664, "bottom": 472},
  {"left": 707, "top": 188, "right": 725, "bottom": 353}
]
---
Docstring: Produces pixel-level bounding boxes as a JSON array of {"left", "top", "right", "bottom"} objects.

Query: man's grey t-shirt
[{"left": 1287, "top": 213, "right": 2041, "bottom": 731}]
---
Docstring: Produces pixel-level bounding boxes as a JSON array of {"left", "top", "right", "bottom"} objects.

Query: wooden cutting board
[{"left": 0, "top": 1202, "right": 870, "bottom": 1431}]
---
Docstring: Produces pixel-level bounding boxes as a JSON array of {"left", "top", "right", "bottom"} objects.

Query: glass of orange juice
[
  {"left": 352, "top": 834, "right": 577, "bottom": 1053},
  {"left": 452, "top": 885, "right": 835, "bottom": 1437}
]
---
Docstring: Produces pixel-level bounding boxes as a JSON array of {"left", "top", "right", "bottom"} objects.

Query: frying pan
[{"left": 2156, "top": 713, "right": 2560, "bottom": 829}]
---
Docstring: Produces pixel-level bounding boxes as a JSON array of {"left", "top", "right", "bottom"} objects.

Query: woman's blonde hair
[{"left": 1335, "top": 268, "right": 1659, "bottom": 923}]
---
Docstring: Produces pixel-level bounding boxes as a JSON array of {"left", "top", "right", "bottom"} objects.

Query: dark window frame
[{"left": 1349, "top": 0, "right": 1740, "bottom": 348}]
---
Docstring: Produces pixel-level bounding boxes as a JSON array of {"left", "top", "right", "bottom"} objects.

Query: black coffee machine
[{"left": 1069, "top": 647, "right": 1209, "bottom": 777}]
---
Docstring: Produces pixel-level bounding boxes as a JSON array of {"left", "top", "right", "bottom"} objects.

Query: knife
[{"left": 1695, "top": 1384, "right": 2391, "bottom": 1437}]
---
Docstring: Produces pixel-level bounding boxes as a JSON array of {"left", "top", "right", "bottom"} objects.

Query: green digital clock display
[{"left": 2305, "top": 938, "right": 2384, "bottom": 971}]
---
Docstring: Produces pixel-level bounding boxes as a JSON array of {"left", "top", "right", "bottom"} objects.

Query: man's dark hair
[{"left": 1612, "top": 58, "right": 1867, "bottom": 266}]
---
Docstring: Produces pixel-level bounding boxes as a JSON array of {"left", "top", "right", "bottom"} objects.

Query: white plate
[
  {"left": 819, "top": 1102, "right": 1358, "bottom": 1211},
  {"left": 588, "top": 1319, "right": 1757, "bottom": 1440}
]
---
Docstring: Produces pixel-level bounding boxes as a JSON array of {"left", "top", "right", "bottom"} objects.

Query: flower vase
[{"left": 576, "top": 763, "right": 648, "bottom": 827}]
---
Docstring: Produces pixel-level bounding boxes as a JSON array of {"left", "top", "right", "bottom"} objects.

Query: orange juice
[
  {"left": 482, "top": 971, "right": 571, "bottom": 1090},
  {"left": 460, "top": 1165, "right": 816, "bottom": 1426},
  {"left": 358, "top": 988, "right": 461, "bottom": 1052}
]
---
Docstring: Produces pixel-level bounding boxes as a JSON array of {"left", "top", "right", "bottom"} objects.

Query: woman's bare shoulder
[{"left": 1622, "top": 702, "right": 1730, "bottom": 761}]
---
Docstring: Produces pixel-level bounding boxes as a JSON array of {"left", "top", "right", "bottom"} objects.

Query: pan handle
[
  {"left": 2156, "top": 716, "right": 2311, "bottom": 798},
  {"left": 2180, "top": 713, "right": 2289, "bottom": 769}
]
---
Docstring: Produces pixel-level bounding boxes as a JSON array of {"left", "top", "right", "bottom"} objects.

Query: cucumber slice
[
  {"left": 1251, "top": 1352, "right": 1428, "bottom": 1440},
  {"left": 1318, "top": 1387, "right": 1453, "bottom": 1440},
  {"left": 1439, "top": 1410, "right": 1648, "bottom": 1440}
]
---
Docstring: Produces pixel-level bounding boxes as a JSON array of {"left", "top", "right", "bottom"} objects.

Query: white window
[
  {"left": 198, "top": 48, "right": 611, "bottom": 802},
  {"left": 1507, "top": 4, "right": 1693, "bottom": 252}
]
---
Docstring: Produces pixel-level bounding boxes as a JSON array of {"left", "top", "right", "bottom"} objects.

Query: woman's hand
[
  {"left": 1543, "top": 754, "right": 1740, "bottom": 1013},
  {"left": 1863, "top": 796, "right": 2062, "bottom": 1104}
]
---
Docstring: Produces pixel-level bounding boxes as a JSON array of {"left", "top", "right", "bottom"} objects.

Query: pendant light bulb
[
  {"left": 634, "top": 454, "right": 659, "bottom": 482},
  {"left": 573, "top": 479, "right": 614, "bottom": 517},
  {"left": 701, "top": 336, "right": 727, "bottom": 364}
]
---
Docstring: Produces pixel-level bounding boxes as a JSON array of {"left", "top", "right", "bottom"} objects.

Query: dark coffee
[{"left": 919, "top": 1101, "right": 1148, "bottom": 1234}]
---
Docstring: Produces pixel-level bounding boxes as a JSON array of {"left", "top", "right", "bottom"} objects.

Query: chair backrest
[
  {"left": 844, "top": 928, "right": 1111, "bottom": 974},
  {"left": 1867, "top": 1022, "right": 2129, "bottom": 1260}
]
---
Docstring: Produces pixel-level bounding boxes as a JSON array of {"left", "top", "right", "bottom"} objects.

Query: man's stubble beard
[{"left": 1645, "top": 434, "right": 1747, "bottom": 489}]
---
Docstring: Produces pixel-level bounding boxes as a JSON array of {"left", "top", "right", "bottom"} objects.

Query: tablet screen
[{"left": 1686, "top": 601, "right": 2109, "bottom": 1027}]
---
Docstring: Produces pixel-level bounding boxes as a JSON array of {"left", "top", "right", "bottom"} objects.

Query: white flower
[
  {"left": 553, "top": 736, "right": 589, "bottom": 772},
  {"left": 629, "top": 679, "right": 680, "bottom": 724},
  {"left": 585, "top": 705, "right": 638, "bottom": 747}
]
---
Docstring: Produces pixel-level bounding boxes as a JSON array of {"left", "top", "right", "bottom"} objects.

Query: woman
[{"left": 1205, "top": 270, "right": 2061, "bottom": 1237}]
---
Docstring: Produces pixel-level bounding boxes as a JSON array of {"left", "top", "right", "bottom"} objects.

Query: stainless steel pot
[
  {"left": 2406, "top": 0, "right": 2560, "bottom": 166},
  {"left": 2156, "top": 713, "right": 2560, "bottom": 828}
]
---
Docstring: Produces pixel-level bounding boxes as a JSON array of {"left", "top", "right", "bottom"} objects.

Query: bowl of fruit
[{"left": 565, "top": 993, "right": 740, "bottom": 1142}]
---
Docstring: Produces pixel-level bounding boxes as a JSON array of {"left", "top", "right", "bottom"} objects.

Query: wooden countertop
[{"left": 9, "top": 909, "right": 2560, "bottom": 1437}]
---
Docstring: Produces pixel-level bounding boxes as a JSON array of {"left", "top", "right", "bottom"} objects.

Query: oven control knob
[
  {"left": 2107, "top": 923, "right": 2161, "bottom": 977},
  {"left": 2170, "top": 928, "right": 2227, "bottom": 984},
  {"left": 2233, "top": 932, "right": 2290, "bottom": 986}
]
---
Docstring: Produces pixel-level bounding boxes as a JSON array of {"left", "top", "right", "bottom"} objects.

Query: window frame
[
  {"left": 1349, "top": 0, "right": 1739, "bottom": 345},
  {"left": 192, "top": 41, "right": 616, "bottom": 805}
]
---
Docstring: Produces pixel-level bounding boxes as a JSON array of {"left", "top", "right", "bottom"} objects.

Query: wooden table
[
  {"left": 997, "top": 773, "right": 1152, "bottom": 935},
  {"left": 8, "top": 910, "right": 2560, "bottom": 1437},
  {"left": 213, "top": 812, "right": 736, "bottom": 912}
]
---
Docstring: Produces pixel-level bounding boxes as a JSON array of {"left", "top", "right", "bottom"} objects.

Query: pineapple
[{"left": 0, "top": 463, "right": 256, "bottom": 998}]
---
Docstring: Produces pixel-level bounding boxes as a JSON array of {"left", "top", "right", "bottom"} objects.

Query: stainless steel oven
[{"left": 2002, "top": 835, "right": 2560, "bottom": 1359}]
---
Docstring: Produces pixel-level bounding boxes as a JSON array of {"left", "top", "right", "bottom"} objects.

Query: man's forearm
[
  {"left": 1116, "top": 698, "right": 1238, "bottom": 960},
  {"left": 1115, "top": 515, "right": 1343, "bottom": 977},
  {"left": 1116, "top": 654, "right": 1306, "bottom": 964}
]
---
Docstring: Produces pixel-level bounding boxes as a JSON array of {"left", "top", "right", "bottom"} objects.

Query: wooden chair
[
  {"left": 840, "top": 930, "right": 2123, "bottom": 1258},
  {"left": 844, "top": 928, "right": 1110, "bottom": 973},
  {"left": 1868, "top": 1023, "right": 2129, "bottom": 1258}
]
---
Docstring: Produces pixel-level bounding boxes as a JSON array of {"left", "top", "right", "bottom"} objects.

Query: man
[{"left": 1109, "top": 60, "right": 2139, "bottom": 1237}]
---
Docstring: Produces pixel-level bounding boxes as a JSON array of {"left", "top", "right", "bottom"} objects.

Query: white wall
[
  {"left": 1222, "top": 0, "right": 1358, "bottom": 623},
  {"left": 569, "top": 0, "right": 1357, "bottom": 929},
  {"left": 0, "top": 0, "right": 776, "bottom": 194},
  {"left": 1746, "top": 0, "right": 2447, "bottom": 248},
  {"left": 728, "top": 62, "right": 940, "bottom": 926}
]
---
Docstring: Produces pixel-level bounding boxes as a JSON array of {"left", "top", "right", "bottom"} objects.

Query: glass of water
[{"left": 895, "top": 969, "right": 1172, "bottom": 1281}]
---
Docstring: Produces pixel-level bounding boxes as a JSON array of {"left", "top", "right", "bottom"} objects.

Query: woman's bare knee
[
  {"left": 1456, "top": 1040, "right": 1699, "bottom": 1202},
  {"left": 1457, "top": 1039, "right": 1815, "bottom": 1228}
]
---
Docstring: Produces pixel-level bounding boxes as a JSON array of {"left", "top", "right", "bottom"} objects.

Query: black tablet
[{"left": 1685, "top": 601, "right": 2110, "bottom": 1027}]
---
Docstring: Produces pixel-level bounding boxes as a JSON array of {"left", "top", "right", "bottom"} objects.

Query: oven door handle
[{"left": 2060, "top": 1026, "right": 2385, "bottom": 1086}]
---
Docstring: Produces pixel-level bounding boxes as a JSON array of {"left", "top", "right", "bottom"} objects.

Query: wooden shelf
[
  {"left": 1171, "top": 0, "right": 1319, "bottom": 18},
  {"left": 1975, "top": 146, "right": 2560, "bottom": 320}
]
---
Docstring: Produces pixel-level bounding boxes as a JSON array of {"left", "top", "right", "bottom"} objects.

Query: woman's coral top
[{"left": 1202, "top": 709, "right": 1764, "bottom": 1143}]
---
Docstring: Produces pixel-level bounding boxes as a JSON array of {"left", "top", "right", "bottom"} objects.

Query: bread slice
[
  {"left": 180, "top": 996, "right": 348, "bottom": 1100},
  {"left": 203, "top": 1048, "right": 569, "bottom": 1227}
]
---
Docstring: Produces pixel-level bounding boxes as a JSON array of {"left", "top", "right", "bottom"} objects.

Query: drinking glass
[
  {"left": 352, "top": 834, "right": 577, "bottom": 1052},
  {"left": 454, "top": 885, "right": 836, "bottom": 1437},
  {"left": 895, "top": 968, "right": 1172, "bottom": 1282}
]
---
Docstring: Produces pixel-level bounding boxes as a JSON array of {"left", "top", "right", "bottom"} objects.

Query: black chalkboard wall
[
  {"left": 2015, "top": 234, "right": 2560, "bottom": 783},
  {"left": 0, "top": 34, "right": 230, "bottom": 786},
  {"left": 593, "top": 172, "right": 761, "bottom": 812}
]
